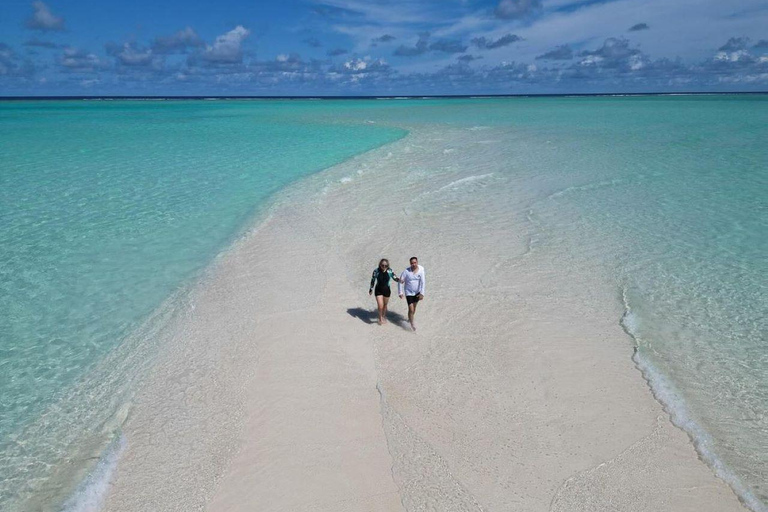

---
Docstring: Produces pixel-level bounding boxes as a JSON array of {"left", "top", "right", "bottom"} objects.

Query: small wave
[
  {"left": 435, "top": 173, "right": 494, "bottom": 193},
  {"left": 547, "top": 177, "right": 627, "bottom": 201},
  {"left": 339, "top": 176, "right": 353, "bottom": 184},
  {"left": 621, "top": 288, "right": 767, "bottom": 512},
  {"left": 467, "top": 126, "right": 490, "bottom": 131},
  {"left": 60, "top": 434, "right": 126, "bottom": 512}
]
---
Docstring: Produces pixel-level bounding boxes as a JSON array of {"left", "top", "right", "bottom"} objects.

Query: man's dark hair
[{"left": 409, "top": 256, "right": 418, "bottom": 262}]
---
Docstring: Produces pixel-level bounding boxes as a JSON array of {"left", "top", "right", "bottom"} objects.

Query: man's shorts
[{"left": 406, "top": 294, "right": 422, "bottom": 305}]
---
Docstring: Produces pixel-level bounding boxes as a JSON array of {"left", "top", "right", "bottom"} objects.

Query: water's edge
[
  {"left": 22, "top": 127, "right": 411, "bottom": 512},
  {"left": 620, "top": 287, "right": 764, "bottom": 512}
]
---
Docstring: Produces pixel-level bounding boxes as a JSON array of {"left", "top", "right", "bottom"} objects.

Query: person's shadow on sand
[{"left": 346, "top": 307, "right": 411, "bottom": 331}]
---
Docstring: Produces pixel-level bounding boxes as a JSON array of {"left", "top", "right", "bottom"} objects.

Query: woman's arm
[
  {"left": 389, "top": 269, "right": 400, "bottom": 282},
  {"left": 369, "top": 269, "right": 377, "bottom": 292}
]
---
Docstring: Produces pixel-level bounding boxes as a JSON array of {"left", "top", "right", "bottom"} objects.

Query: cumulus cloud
[
  {"left": 754, "top": 40, "right": 768, "bottom": 49},
  {"left": 59, "top": 47, "right": 105, "bottom": 73},
  {"left": 628, "top": 23, "right": 650, "bottom": 32},
  {"left": 326, "top": 56, "right": 392, "bottom": 84},
  {"left": 472, "top": 34, "right": 522, "bottom": 50},
  {"left": 327, "top": 48, "right": 348, "bottom": 56},
  {"left": 151, "top": 27, "right": 204, "bottom": 54},
  {"left": 718, "top": 37, "right": 750, "bottom": 52},
  {"left": 335, "top": 56, "right": 390, "bottom": 74},
  {"left": 303, "top": 37, "right": 322, "bottom": 48},
  {"left": 708, "top": 37, "right": 766, "bottom": 74},
  {"left": 394, "top": 33, "right": 430, "bottom": 56},
  {"left": 494, "top": 0, "right": 541, "bottom": 20},
  {"left": 25, "top": 1, "right": 65, "bottom": 32},
  {"left": 536, "top": 45, "right": 573, "bottom": 60},
  {"left": 0, "top": 43, "right": 35, "bottom": 78},
  {"left": 578, "top": 38, "right": 644, "bottom": 70},
  {"left": 429, "top": 39, "right": 468, "bottom": 54},
  {"left": 267, "top": 53, "right": 305, "bottom": 71},
  {"left": 106, "top": 42, "right": 164, "bottom": 70},
  {"left": 197, "top": 25, "right": 250, "bottom": 64}
]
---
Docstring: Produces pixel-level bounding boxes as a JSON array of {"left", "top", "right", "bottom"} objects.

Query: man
[{"left": 398, "top": 256, "right": 425, "bottom": 331}]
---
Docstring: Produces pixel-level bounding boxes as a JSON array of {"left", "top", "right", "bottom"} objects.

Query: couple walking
[{"left": 369, "top": 256, "right": 425, "bottom": 331}]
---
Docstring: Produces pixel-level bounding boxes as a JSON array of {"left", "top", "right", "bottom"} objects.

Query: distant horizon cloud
[{"left": 629, "top": 23, "right": 650, "bottom": 32}]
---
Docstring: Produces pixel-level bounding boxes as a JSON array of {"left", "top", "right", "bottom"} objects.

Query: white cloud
[
  {"left": 201, "top": 26, "right": 251, "bottom": 64},
  {"left": 26, "top": 1, "right": 65, "bottom": 32},
  {"left": 60, "top": 47, "right": 104, "bottom": 72}
]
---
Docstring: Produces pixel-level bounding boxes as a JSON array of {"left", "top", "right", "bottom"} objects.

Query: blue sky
[{"left": 1, "top": 0, "right": 767, "bottom": 95}]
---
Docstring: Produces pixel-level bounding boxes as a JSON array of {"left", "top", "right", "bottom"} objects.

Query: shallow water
[
  {"left": 0, "top": 100, "right": 405, "bottom": 509},
  {"left": 1, "top": 96, "right": 766, "bottom": 510}
]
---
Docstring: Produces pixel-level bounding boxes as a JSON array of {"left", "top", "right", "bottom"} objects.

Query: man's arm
[{"left": 418, "top": 268, "right": 425, "bottom": 296}]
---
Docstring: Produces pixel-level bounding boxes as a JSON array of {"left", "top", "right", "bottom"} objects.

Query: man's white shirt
[{"left": 398, "top": 265, "right": 425, "bottom": 297}]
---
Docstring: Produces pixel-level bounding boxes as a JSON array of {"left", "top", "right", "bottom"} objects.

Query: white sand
[{"left": 103, "top": 127, "right": 746, "bottom": 511}]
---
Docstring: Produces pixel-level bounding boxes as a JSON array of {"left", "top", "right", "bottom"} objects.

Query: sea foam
[
  {"left": 60, "top": 435, "right": 126, "bottom": 512},
  {"left": 621, "top": 289, "right": 767, "bottom": 512}
]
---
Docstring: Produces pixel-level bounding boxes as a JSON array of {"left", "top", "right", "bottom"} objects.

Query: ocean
[
  {"left": 0, "top": 96, "right": 766, "bottom": 511},
  {"left": 0, "top": 99, "right": 406, "bottom": 510}
]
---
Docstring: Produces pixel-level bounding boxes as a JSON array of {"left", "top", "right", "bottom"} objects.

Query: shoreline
[{"left": 100, "top": 123, "right": 748, "bottom": 511}]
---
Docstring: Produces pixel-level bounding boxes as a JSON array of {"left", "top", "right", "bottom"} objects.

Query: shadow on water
[{"left": 346, "top": 307, "right": 411, "bottom": 331}]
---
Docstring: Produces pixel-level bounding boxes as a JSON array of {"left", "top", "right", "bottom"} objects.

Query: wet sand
[{"left": 103, "top": 127, "right": 745, "bottom": 511}]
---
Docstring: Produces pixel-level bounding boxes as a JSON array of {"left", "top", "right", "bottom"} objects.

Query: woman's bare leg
[
  {"left": 382, "top": 296, "right": 390, "bottom": 323},
  {"left": 376, "top": 295, "right": 385, "bottom": 325}
]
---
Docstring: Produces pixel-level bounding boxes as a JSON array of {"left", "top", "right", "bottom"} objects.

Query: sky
[{"left": 0, "top": 0, "right": 767, "bottom": 95}]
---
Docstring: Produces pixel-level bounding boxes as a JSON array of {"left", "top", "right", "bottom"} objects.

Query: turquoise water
[
  {"left": 337, "top": 95, "right": 767, "bottom": 508},
  {"left": 0, "top": 100, "right": 405, "bottom": 509},
  {"left": 513, "top": 96, "right": 767, "bottom": 509},
  {"left": 0, "top": 96, "right": 766, "bottom": 510}
]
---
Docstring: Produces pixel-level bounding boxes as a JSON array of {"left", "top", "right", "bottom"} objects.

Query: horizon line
[{"left": 2, "top": 91, "right": 767, "bottom": 101}]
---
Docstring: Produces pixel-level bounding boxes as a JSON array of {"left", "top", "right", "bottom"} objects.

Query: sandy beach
[{"left": 101, "top": 125, "right": 746, "bottom": 511}]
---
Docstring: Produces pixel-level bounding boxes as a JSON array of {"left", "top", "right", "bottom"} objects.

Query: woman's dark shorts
[
  {"left": 374, "top": 286, "right": 391, "bottom": 298},
  {"left": 406, "top": 294, "right": 421, "bottom": 305}
]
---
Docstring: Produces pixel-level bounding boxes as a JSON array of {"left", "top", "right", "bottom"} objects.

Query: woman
[{"left": 369, "top": 258, "right": 399, "bottom": 325}]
